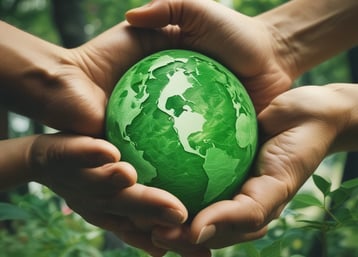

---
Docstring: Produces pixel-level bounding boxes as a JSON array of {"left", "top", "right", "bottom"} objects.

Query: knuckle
[{"left": 250, "top": 204, "right": 268, "bottom": 229}]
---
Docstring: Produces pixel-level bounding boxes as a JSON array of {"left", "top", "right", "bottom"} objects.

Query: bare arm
[
  {"left": 0, "top": 21, "right": 70, "bottom": 123},
  {"left": 125, "top": 1, "right": 358, "bottom": 255},
  {"left": 0, "top": 21, "right": 172, "bottom": 135},
  {"left": 257, "top": 0, "right": 358, "bottom": 78},
  {"left": 0, "top": 135, "right": 123, "bottom": 191}
]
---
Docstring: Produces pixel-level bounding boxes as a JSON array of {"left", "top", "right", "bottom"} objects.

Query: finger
[
  {"left": 126, "top": 0, "right": 221, "bottom": 28},
  {"left": 126, "top": 0, "right": 274, "bottom": 80},
  {"left": 118, "top": 230, "right": 168, "bottom": 257},
  {"left": 32, "top": 134, "right": 121, "bottom": 169},
  {"left": 152, "top": 226, "right": 212, "bottom": 257},
  {"left": 189, "top": 200, "right": 271, "bottom": 248},
  {"left": 104, "top": 217, "right": 168, "bottom": 257},
  {"left": 71, "top": 161, "right": 137, "bottom": 195},
  {"left": 126, "top": 0, "right": 172, "bottom": 28},
  {"left": 71, "top": 208, "right": 136, "bottom": 232},
  {"left": 115, "top": 184, "right": 188, "bottom": 227},
  {"left": 65, "top": 184, "right": 188, "bottom": 227},
  {"left": 32, "top": 134, "right": 139, "bottom": 193},
  {"left": 88, "top": 183, "right": 188, "bottom": 227},
  {"left": 80, "top": 21, "right": 174, "bottom": 91},
  {"left": 188, "top": 173, "right": 289, "bottom": 248},
  {"left": 73, "top": 211, "right": 167, "bottom": 257},
  {"left": 62, "top": 136, "right": 120, "bottom": 167},
  {"left": 189, "top": 122, "right": 334, "bottom": 248}
]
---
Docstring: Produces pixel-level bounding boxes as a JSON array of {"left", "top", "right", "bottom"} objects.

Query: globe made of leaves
[{"left": 106, "top": 50, "right": 258, "bottom": 215}]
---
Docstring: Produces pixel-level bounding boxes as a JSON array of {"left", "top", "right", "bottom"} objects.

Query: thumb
[{"left": 125, "top": 0, "right": 216, "bottom": 28}]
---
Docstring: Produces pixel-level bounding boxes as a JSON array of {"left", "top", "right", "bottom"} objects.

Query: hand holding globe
[{"left": 106, "top": 50, "right": 258, "bottom": 216}]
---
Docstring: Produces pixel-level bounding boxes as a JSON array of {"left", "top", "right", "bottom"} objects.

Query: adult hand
[
  {"left": 26, "top": 134, "right": 188, "bottom": 256},
  {"left": 0, "top": 18, "right": 195, "bottom": 256},
  {"left": 146, "top": 84, "right": 358, "bottom": 254},
  {"left": 126, "top": 0, "right": 294, "bottom": 113},
  {"left": 124, "top": 0, "right": 293, "bottom": 255},
  {"left": 125, "top": 0, "right": 358, "bottom": 255},
  {"left": 0, "top": 21, "right": 171, "bottom": 136}
]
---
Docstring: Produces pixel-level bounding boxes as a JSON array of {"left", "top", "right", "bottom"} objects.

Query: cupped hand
[
  {"left": 123, "top": 1, "right": 358, "bottom": 255},
  {"left": 126, "top": 0, "right": 294, "bottom": 113},
  {"left": 149, "top": 84, "right": 358, "bottom": 254},
  {"left": 38, "top": 22, "right": 171, "bottom": 136},
  {"left": 27, "top": 134, "right": 188, "bottom": 256}
]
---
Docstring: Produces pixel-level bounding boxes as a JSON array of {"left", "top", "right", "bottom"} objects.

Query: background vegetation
[{"left": 0, "top": 0, "right": 357, "bottom": 257}]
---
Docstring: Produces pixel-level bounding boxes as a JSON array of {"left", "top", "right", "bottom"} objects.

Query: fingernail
[
  {"left": 196, "top": 225, "right": 216, "bottom": 244},
  {"left": 161, "top": 208, "right": 186, "bottom": 226}
]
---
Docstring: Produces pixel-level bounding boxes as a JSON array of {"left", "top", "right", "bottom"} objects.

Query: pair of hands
[{"left": 22, "top": 0, "right": 358, "bottom": 256}]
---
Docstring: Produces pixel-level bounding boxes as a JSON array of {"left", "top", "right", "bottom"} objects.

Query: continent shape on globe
[{"left": 106, "top": 50, "right": 258, "bottom": 215}]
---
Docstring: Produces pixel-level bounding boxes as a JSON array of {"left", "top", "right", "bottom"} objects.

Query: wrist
[
  {"left": 256, "top": 0, "right": 358, "bottom": 79},
  {"left": 0, "top": 21, "right": 73, "bottom": 122}
]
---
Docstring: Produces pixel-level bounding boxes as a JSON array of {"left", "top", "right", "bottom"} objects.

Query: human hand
[
  {"left": 56, "top": 23, "right": 172, "bottom": 135},
  {"left": 0, "top": 21, "right": 171, "bottom": 136},
  {"left": 27, "top": 134, "right": 188, "bottom": 256},
  {"left": 147, "top": 84, "right": 358, "bottom": 255},
  {"left": 125, "top": 0, "right": 294, "bottom": 113},
  {"left": 123, "top": 0, "right": 358, "bottom": 255}
]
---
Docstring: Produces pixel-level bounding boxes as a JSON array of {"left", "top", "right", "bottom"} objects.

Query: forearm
[
  {"left": 0, "top": 136, "right": 37, "bottom": 191},
  {"left": 257, "top": 0, "right": 358, "bottom": 79},
  {"left": 0, "top": 21, "right": 69, "bottom": 119}
]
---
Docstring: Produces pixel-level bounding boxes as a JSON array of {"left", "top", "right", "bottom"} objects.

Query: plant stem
[
  {"left": 321, "top": 228, "right": 328, "bottom": 257},
  {"left": 324, "top": 195, "right": 341, "bottom": 225}
]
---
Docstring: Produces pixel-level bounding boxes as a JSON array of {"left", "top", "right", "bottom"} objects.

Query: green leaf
[
  {"left": 334, "top": 207, "right": 353, "bottom": 223},
  {"left": 340, "top": 177, "right": 358, "bottom": 190},
  {"left": 240, "top": 242, "right": 260, "bottom": 257},
  {"left": 260, "top": 240, "right": 281, "bottom": 257},
  {"left": 297, "top": 219, "right": 327, "bottom": 230},
  {"left": 298, "top": 219, "right": 337, "bottom": 230},
  {"left": 312, "top": 174, "right": 331, "bottom": 197},
  {"left": 0, "top": 202, "right": 30, "bottom": 221},
  {"left": 346, "top": 215, "right": 358, "bottom": 227},
  {"left": 291, "top": 193, "right": 323, "bottom": 209},
  {"left": 329, "top": 187, "right": 350, "bottom": 209}
]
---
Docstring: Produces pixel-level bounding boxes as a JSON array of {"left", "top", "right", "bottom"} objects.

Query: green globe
[{"left": 106, "top": 50, "right": 257, "bottom": 215}]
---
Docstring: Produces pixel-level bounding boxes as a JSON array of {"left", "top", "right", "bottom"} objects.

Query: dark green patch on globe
[{"left": 106, "top": 50, "right": 258, "bottom": 215}]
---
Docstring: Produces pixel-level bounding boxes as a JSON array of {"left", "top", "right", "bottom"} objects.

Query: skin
[
  {"left": 125, "top": 0, "right": 358, "bottom": 256},
  {"left": 0, "top": 21, "right": 172, "bottom": 136},
  {"left": 1, "top": 0, "right": 358, "bottom": 256},
  {"left": 0, "top": 20, "right": 189, "bottom": 257},
  {"left": 0, "top": 133, "right": 189, "bottom": 257}
]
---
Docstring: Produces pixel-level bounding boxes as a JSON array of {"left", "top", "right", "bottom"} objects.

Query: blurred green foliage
[
  {"left": 0, "top": 0, "right": 351, "bottom": 84},
  {"left": 0, "top": 190, "right": 104, "bottom": 257},
  {"left": 0, "top": 0, "right": 355, "bottom": 257},
  {"left": 0, "top": 0, "right": 59, "bottom": 43},
  {"left": 1, "top": 173, "right": 357, "bottom": 257}
]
